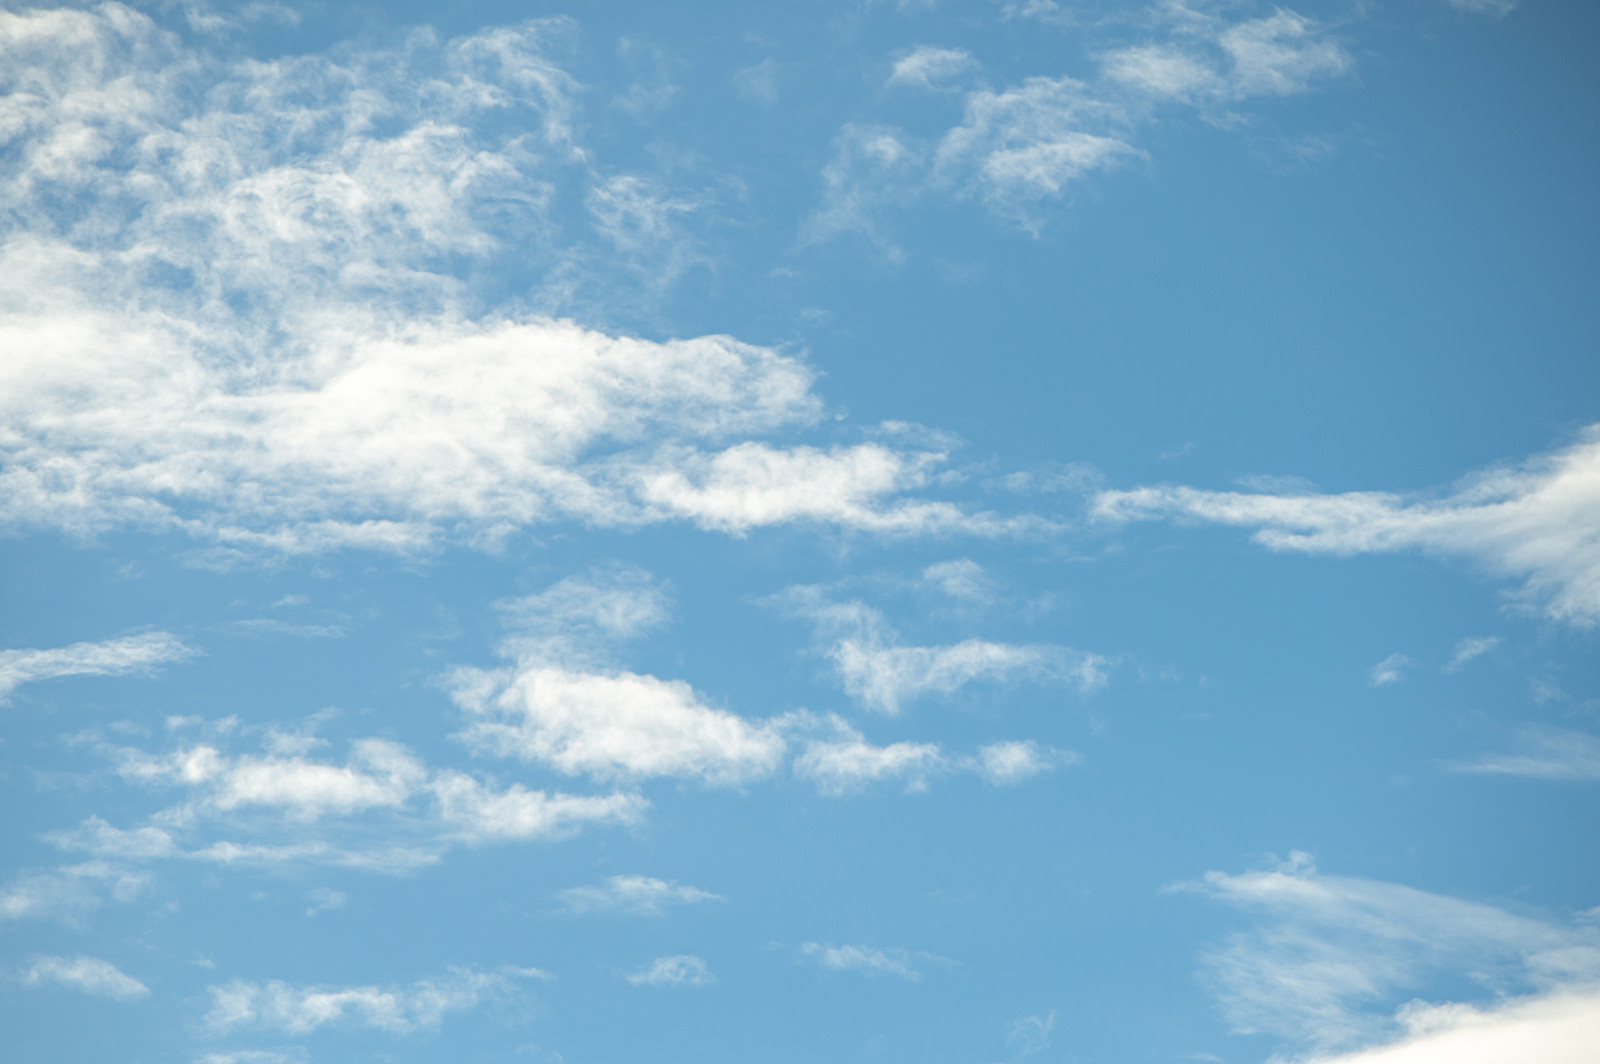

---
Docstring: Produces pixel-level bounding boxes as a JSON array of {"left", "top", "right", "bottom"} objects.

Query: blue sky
[{"left": 2, "top": 1, "right": 1598, "bottom": 1062}]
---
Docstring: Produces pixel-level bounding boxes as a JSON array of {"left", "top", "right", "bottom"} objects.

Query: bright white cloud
[
  {"left": 625, "top": 954, "right": 713, "bottom": 987},
  {"left": 1455, "top": 726, "right": 1600, "bottom": 782},
  {"left": 799, "top": 942, "right": 944, "bottom": 981},
  {"left": 1369, "top": 653, "right": 1411, "bottom": 687},
  {"left": 1298, "top": 986, "right": 1600, "bottom": 1064},
  {"left": 557, "top": 874, "right": 723, "bottom": 916},
  {"left": 452, "top": 665, "right": 786, "bottom": 785},
  {"left": 1094, "top": 428, "right": 1600, "bottom": 627},
  {"left": 886, "top": 46, "right": 978, "bottom": 91},
  {"left": 0, "top": 632, "right": 194, "bottom": 701},
  {"left": 0, "top": 5, "right": 1005, "bottom": 557},
  {"left": 20, "top": 955, "right": 149, "bottom": 1000},
  {"left": 453, "top": 568, "right": 789, "bottom": 785},
  {"left": 203, "top": 965, "right": 545, "bottom": 1035},
  {"left": 1181, "top": 853, "right": 1600, "bottom": 1053},
  {"left": 1445, "top": 636, "right": 1500, "bottom": 672}
]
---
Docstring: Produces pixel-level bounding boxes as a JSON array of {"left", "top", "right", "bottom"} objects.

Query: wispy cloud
[
  {"left": 1443, "top": 0, "right": 1518, "bottom": 18},
  {"left": 625, "top": 955, "right": 713, "bottom": 987},
  {"left": 791, "top": 716, "right": 945, "bottom": 796},
  {"left": 782, "top": 587, "right": 1106, "bottom": 713},
  {"left": 0, "top": 632, "right": 194, "bottom": 701},
  {"left": 1444, "top": 636, "right": 1500, "bottom": 673},
  {"left": 19, "top": 955, "right": 149, "bottom": 1000},
  {"left": 203, "top": 965, "right": 546, "bottom": 1035},
  {"left": 557, "top": 874, "right": 723, "bottom": 916},
  {"left": 799, "top": 942, "right": 948, "bottom": 981},
  {"left": 886, "top": 46, "right": 978, "bottom": 91},
  {"left": 1369, "top": 653, "right": 1411, "bottom": 687},
  {"left": 969, "top": 740, "right": 1078, "bottom": 785},
  {"left": 1094, "top": 428, "right": 1600, "bottom": 627},
  {"left": 806, "top": 6, "right": 1352, "bottom": 242},
  {"left": 1455, "top": 726, "right": 1600, "bottom": 782},
  {"left": 1179, "top": 853, "right": 1600, "bottom": 1053}
]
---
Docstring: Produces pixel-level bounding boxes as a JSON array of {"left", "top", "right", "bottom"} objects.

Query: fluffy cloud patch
[
  {"left": 54, "top": 729, "right": 646, "bottom": 879},
  {"left": 1094, "top": 429, "right": 1600, "bottom": 627},
  {"left": 0, "top": 632, "right": 194, "bottom": 701},
  {"left": 452, "top": 665, "right": 787, "bottom": 785},
  {"left": 20, "top": 955, "right": 149, "bottom": 1000},
  {"left": 453, "top": 568, "right": 788, "bottom": 785},
  {"left": 0, "top": 5, "right": 1006, "bottom": 556}
]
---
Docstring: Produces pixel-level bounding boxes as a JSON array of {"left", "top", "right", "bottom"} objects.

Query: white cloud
[
  {"left": 792, "top": 718, "right": 944, "bottom": 796},
  {"left": 1445, "top": 636, "right": 1500, "bottom": 673},
  {"left": 453, "top": 568, "right": 789, "bottom": 786},
  {"left": 783, "top": 589, "right": 1106, "bottom": 714},
  {"left": 1101, "top": 45, "right": 1224, "bottom": 104},
  {"left": 1369, "top": 653, "right": 1411, "bottom": 687},
  {"left": 54, "top": 730, "right": 647, "bottom": 877},
  {"left": 20, "top": 954, "right": 149, "bottom": 1000},
  {"left": 0, "top": 6, "right": 1007, "bottom": 556},
  {"left": 934, "top": 76, "right": 1136, "bottom": 222},
  {"left": 969, "top": 740, "right": 1077, "bottom": 785},
  {"left": 799, "top": 942, "right": 945, "bottom": 981},
  {"left": 0, "top": 861, "right": 150, "bottom": 926},
  {"left": 886, "top": 46, "right": 978, "bottom": 91},
  {"left": 1181, "top": 853, "right": 1600, "bottom": 1053},
  {"left": 204, "top": 965, "right": 545, "bottom": 1035},
  {"left": 625, "top": 955, "right": 713, "bottom": 987},
  {"left": 1005, "top": 1009, "right": 1057, "bottom": 1058},
  {"left": 922, "top": 558, "right": 993, "bottom": 602},
  {"left": 196, "top": 1051, "right": 306, "bottom": 1064},
  {"left": 557, "top": 874, "right": 723, "bottom": 916},
  {"left": 800, "top": 123, "right": 923, "bottom": 259},
  {"left": 1093, "top": 428, "right": 1600, "bottom": 627},
  {"left": 452, "top": 665, "right": 786, "bottom": 785},
  {"left": 1455, "top": 726, "right": 1600, "bottom": 782},
  {"left": 493, "top": 566, "right": 671, "bottom": 660},
  {"left": 0, "top": 632, "right": 194, "bottom": 701},
  {"left": 1297, "top": 986, "right": 1600, "bottom": 1064},
  {"left": 1218, "top": 11, "right": 1352, "bottom": 99}
]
